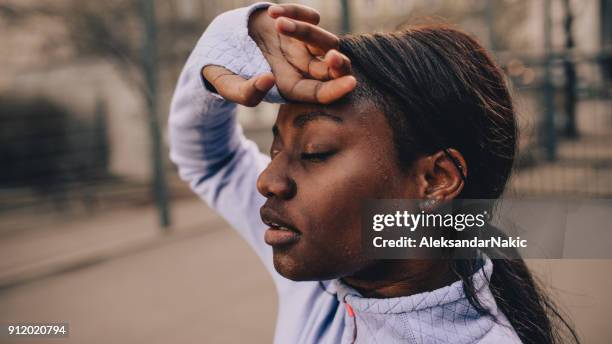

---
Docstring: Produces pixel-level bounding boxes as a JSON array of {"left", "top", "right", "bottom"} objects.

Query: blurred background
[{"left": 0, "top": 0, "right": 610, "bottom": 343}]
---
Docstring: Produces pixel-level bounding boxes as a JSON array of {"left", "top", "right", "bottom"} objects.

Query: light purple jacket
[{"left": 168, "top": 3, "right": 522, "bottom": 343}]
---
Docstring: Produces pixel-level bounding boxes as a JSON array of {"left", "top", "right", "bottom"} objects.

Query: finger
[
  {"left": 277, "top": 36, "right": 330, "bottom": 79},
  {"left": 306, "top": 44, "right": 326, "bottom": 57},
  {"left": 240, "top": 73, "right": 276, "bottom": 106},
  {"left": 276, "top": 17, "right": 339, "bottom": 52},
  {"left": 205, "top": 66, "right": 274, "bottom": 107},
  {"left": 316, "top": 76, "right": 357, "bottom": 104},
  {"left": 275, "top": 35, "right": 330, "bottom": 80},
  {"left": 324, "top": 49, "right": 352, "bottom": 78},
  {"left": 308, "top": 58, "right": 331, "bottom": 80},
  {"left": 308, "top": 50, "right": 352, "bottom": 80},
  {"left": 267, "top": 4, "right": 320, "bottom": 25},
  {"left": 288, "top": 75, "right": 357, "bottom": 104}
]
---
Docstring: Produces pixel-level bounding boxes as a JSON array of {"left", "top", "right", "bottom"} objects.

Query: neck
[{"left": 341, "top": 260, "right": 457, "bottom": 298}]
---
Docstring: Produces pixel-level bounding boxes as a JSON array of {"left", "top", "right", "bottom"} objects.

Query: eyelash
[{"left": 300, "top": 151, "right": 335, "bottom": 162}]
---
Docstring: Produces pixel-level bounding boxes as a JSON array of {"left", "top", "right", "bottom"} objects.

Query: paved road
[{"left": 0, "top": 226, "right": 277, "bottom": 344}]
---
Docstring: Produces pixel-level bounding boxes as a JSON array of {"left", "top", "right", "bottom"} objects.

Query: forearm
[
  {"left": 168, "top": 3, "right": 285, "bottom": 279},
  {"left": 168, "top": 67, "right": 241, "bottom": 195},
  {"left": 168, "top": 2, "right": 279, "bottom": 194}
]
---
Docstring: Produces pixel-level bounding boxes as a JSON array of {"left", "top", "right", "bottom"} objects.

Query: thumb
[{"left": 239, "top": 72, "right": 276, "bottom": 107}]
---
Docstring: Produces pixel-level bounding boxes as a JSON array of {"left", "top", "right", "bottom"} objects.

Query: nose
[{"left": 257, "top": 156, "right": 296, "bottom": 200}]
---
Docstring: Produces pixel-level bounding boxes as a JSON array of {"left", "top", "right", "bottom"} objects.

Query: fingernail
[
  {"left": 268, "top": 6, "right": 284, "bottom": 16},
  {"left": 278, "top": 18, "right": 296, "bottom": 32}
]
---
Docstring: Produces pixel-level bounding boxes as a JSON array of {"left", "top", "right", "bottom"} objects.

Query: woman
[{"left": 169, "top": 3, "right": 577, "bottom": 343}]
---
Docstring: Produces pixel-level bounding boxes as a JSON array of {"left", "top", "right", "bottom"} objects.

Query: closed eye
[{"left": 300, "top": 151, "right": 335, "bottom": 162}]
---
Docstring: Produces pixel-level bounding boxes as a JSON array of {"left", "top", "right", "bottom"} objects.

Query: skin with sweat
[
  {"left": 200, "top": 5, "right": 582, "bottom": 342},
  {"left": 257, "top": 100, "right": 456, "bottom": 298},
  {"left": 205, "top": 4, "right": 462, "bottom": 298}
]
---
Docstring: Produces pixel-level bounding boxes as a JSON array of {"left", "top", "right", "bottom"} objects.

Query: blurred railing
[
  {"left": 502, "top": 49, "right": 612, "bottom": 197},
  {"left": 0, "top": 96, "right": 191, "bottom": 234},
  {"left": 1, "top": 51, "right": 610, "bottom": 234}
]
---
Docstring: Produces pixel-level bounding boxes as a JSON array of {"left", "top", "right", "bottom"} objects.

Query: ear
[{"left": 411, "top": 149, "right": 467, "bottom": 201}]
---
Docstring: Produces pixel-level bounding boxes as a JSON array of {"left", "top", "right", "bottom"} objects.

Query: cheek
[
  {"left": 294, "top": 148, "right": 401, "bottom": 268},
  {"left": 303, "top": 145, "right": 401, "bottom": 202}
]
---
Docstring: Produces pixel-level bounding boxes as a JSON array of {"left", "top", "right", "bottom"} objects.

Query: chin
[{"left": 271, "top": 249, "right": 340, "bottom": 281}]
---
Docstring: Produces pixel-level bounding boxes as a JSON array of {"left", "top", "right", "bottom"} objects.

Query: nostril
[
  {"left": 257, "top": 176, "right": 296, "bottom": 200},
  {"left": 272, "top": 179, "right": 295, "bottom": 199},
  {"left": 256, "top": 160, "right": 296, "bottom": 199}
]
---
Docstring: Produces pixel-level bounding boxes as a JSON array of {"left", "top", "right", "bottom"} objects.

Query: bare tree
[{"left": 0, "top": 0, "right": 210, "bottom": 227}]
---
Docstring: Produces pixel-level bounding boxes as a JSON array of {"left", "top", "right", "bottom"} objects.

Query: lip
[
  {"left": 260, "top": 206, "right": 301, "bottom": 247},
  {"left": 264, "top": 227, "right": 301, "bottom": 246}
]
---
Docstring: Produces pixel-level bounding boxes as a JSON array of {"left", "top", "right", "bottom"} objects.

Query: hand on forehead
[{"left": 203, "top": 3, "right": 357, "bottom": 107}]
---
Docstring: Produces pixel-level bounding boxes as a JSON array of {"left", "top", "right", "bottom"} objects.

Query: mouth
[{"left": 260, "top": 206, "right": 301, "bottom": 247}]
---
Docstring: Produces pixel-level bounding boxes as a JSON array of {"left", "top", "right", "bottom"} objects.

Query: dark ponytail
[
  {"left": 339, "top": 25, "right": 579, "bottom": 343},
  {"left": 488, "top": 256, "right": 578, "bottom": 343}
]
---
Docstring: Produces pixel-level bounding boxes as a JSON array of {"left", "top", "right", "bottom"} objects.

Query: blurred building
[
  {"left": 0, "top": 0, "right": 264, "bottom": 181},
  {"left": 2, "top": 0, "right": 608, "bottom": 175},
  {"left": 0, "top": 0, "right": 610, "bottom": 224}
]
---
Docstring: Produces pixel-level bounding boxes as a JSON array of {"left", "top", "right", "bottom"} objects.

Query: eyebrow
[
  {"left": 272, "top": 111, "right": 344, "bottom": 137},
  {"left": 293, "top": 111, "right": 343, "bottom": 128}
]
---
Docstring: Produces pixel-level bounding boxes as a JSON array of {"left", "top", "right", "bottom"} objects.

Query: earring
[{"left": 419, "top": 198, "right": 438, "bottom": 212}]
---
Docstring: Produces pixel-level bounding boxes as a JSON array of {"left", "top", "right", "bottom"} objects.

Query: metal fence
[
  {"left": 503, "top": 50, "right": 612, "bottom": 197},
  {"left": 1, "top": 53, "right": 611, "bottom": 234},
  {"left": 0, "top": 96, "right": 187, "bottom": 235}
]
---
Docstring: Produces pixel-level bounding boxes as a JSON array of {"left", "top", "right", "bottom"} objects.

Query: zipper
[{"left": 344, "top": 296, "right": 357, "bottom": 344}]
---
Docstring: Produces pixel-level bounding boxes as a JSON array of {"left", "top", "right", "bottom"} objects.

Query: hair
[{"left": 338, "top": 24, "right": 579, "bottom": 344}]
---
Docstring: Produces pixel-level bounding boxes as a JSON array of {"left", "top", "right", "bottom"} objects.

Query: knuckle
[
  {"left": 313, "top": 82, "right": 324, "bottom": 103},
  {"left": 296, "top": 22, "right": 310, "bottom": 37},
  {"left": 282, "top": 4, "right": 298, "bottom": 15},
  {"left": 331, "top": 36, "right": 340, "bottom": 48}
]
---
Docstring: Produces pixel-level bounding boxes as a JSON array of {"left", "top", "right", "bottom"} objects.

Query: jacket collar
[{"left": 331, "top": 257, "right": 497, "bottom": 316}]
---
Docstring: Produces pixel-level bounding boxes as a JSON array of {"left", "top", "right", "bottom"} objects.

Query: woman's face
[{"left": 257, "top": 100, "right": 420, "bottom": 281}]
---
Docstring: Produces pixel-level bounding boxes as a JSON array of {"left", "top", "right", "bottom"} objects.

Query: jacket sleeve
[{"left": 168, "top": 2, "right": 288, "bottom": 287}]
